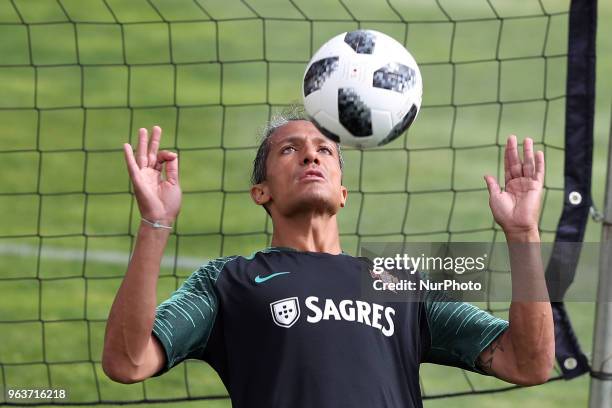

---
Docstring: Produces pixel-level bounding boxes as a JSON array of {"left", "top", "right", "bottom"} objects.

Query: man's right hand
[{"left": 123, "top": 126, "right": 181, "bottom": 225}]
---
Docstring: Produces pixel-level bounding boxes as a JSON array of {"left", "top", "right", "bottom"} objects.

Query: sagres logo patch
[{"left": 270, "top": 297, "right": 300, "bottom": 328}]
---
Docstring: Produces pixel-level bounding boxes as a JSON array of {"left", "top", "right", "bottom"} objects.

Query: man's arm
[
  {"left": 102, "top": 126, "right": 181, "bottom": 383},
  {"left": 102, "top": 222, "right": 171, "bottom": 383},
  {"left": 475, "top": 230, "right": 554, "bottom": 385},
  {"left": 481, "top": 135, "right": 555, "bottom": 385}
]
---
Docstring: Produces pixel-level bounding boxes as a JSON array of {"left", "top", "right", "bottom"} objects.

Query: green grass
[{"left": 0, "top": 0, "right": 611, "bottom": 406}]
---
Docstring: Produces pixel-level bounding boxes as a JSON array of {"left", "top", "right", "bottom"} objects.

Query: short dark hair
[{"left": 251, "top": 106, "right": 344, "bottom": 186}]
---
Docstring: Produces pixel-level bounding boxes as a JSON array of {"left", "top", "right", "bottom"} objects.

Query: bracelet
[{"left": 141, "top": 218, "right": 173, "bottom": 230}]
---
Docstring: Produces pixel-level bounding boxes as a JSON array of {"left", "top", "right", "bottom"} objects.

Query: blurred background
[{"left": 0, "top": 0, "right": 610, "bottom": 407}]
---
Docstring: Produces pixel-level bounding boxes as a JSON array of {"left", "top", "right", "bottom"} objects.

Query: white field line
[{"left": 0, "top": 242, "right": 204, "bottom": 270}]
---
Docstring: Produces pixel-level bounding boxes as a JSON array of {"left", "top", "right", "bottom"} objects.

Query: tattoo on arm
[{"left": 476, "top": 335, "right": 505, "bottom": 373}]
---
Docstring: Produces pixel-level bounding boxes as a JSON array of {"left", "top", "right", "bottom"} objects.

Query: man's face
[{"left": 251, "top": 120, "right": 347, "bottom": 217}]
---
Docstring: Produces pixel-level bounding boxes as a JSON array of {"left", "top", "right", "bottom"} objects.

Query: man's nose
[{"left": 302, "top": 145, "right": 320, "bottom": 165}]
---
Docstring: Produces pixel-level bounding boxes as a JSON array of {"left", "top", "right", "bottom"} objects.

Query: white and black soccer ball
[{"left": 302, "top": 29, "right": 423, "bottom": 148}]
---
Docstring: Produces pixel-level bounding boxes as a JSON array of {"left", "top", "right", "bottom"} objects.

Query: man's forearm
[
  {"left": 506, "top": 229, "right": 555, "bottom": 383},
  {"left": 103, "top": 222, "right": 171, "bottom": 369},
  {"left": 506, "top": 229, "right": 549, "bottom": 299}
]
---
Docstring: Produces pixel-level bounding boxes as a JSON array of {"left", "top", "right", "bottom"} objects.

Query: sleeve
[
  {"left": 421, "top": 289, "right": 509, "bottom": 375},
  {"left": 151, "top": 256, "right": 233, "bottom": 376}
]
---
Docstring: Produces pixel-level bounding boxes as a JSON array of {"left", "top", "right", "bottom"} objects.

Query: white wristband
[{"left": 141, "top": 218, "right": 173, "bottom": 230}]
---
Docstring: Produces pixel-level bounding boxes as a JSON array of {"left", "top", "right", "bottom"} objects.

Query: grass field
[{"left": 0, "top": 0, "right": 611, "bottom": 407}]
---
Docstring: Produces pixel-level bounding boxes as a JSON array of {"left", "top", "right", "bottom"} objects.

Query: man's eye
[
  {"left": 281, "top": 146, "right": 296, "bottom": 154},
  {"left": 319, "top": 147, "right": 333, "bottom": 155}
]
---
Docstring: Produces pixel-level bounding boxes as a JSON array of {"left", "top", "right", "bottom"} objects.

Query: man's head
[{"left": 250, "top": 110, "right": 346, "bottom": 218}]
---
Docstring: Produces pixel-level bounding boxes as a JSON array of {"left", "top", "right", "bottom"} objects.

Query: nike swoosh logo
[{"left": 254, "top": 272, "right": 291, "bottom": 284}]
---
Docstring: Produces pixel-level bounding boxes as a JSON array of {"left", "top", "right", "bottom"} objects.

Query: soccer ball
[{"left": 302, "top": 29, "right": 423, "bottom": 148}]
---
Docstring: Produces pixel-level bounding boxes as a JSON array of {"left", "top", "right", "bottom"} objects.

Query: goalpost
[{"left": 589, "top": 110, "right": 612, "bottom": 408}]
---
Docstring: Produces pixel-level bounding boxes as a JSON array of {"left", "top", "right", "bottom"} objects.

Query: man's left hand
[{"left": 484, "top": 135, "right": 545, "bottom": 236}]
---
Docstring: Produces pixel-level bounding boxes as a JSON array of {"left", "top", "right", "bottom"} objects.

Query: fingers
[
  {"left": 123, "top": 143, "right": 139, "bottom": 179},
  {"left": 484, "top": 175, "right": 501, "bottom": 195},
  {"left": 522, "top": 137, "right": 535, "bottom": 178},
  {"left": 135, "top": 126, "right": 165, "bottom": 169},
  {"left": 504, "top": 135, "right": 522, "bottom": 184},
  {"left": 535, "top": 150, "right": 545, "bottom": 183},
  {"left": 148, "top": 126, "right": 162, "bottom": 168},
  {"left": 124, "top": 143, "right": 179, "bottom": 185},
  {"left": 136, "top": 128, "right": 148, "bottom": 168},
  {"left": 504, "top": 135, "right": 544, "bottom": 183},
  {"left": 160, "top": 150, "right": 179, "bottom": 185}
]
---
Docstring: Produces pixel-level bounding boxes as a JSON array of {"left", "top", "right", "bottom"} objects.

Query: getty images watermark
[
  {"left": 370, "top": 252, "right": 486, "bottom": 292},
  {"left": 358, "top": 242, "right": 604, "bottom": 303}
]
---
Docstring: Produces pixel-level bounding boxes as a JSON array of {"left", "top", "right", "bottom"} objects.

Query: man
[{"left": 102, "top": 112, "right": 554, "bottom": 407}]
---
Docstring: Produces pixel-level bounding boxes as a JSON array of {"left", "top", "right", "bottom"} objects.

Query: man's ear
[
  {"left": 340, "top": 185, "right": 348, "bottom": 208},
  {"left": 250, "top": 183, "right": 271, "bottom": 207}
]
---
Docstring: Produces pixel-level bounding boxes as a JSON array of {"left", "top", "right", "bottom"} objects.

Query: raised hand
[
  {"left": 484, "top": 135, "right": 545, "bottom": 236},
  {"left": 123, "top": 126, "right": 181, "bottom": 225}
]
